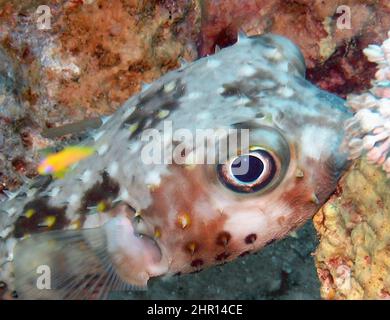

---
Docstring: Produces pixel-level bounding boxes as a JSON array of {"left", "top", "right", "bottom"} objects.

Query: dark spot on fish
[
  {"left": 245, "top": 233, "right": 257, "bottom": 244},
  {"left": 221, "top": 84, "right": 242, "bottom": 97},
  {"left": 79, "top": 171, "right": 120, "bottom": 214},
  {"left": 215, "top": 252, "right": 230, "bottom": 261},
  {"left": 174, "top": 272, "right": 182, "bottom": 277},
  {"left": 221, "top": 70, "right": 277, "bottom": 103},
  {"left": 216, "top": 231, "right": 231, "bottom": 246},
  {"left": 13, "top": 198, "right": 68, "bottom": 238},
  {"left": 191, "top": 259, "right": 204, "bottom": 268},
  {"left": 122, "top": 79, "right": 186, "bottom": 139},
  {"left": 30, "top": 175, "right": 53, "bottom": 193}
]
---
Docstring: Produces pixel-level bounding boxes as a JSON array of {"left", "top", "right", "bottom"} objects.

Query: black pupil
[{"left": 231, "top": 155, "right": 264, "bottom": 183}]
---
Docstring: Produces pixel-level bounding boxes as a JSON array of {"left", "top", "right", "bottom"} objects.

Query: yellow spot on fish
[
  {"left": 177, "top": 212, "right": 191, "bottom": 229},
  {"left": 147, "top": 184, "right": 159, "bottom": 192},
  {"left": 128, "top": 123, "right": 139, "bottom": 134},
  {"left": 296, "top": 168, "right": 304, "bottom": 178},
  {"left": 44, "top": 216, "right": 56, "bottom": 228},
  {"left": 154, "top": 227, "right": 161, "bottom": 239},
  {"left": 69, "top": 220, "right": 81, "bottom": 230},
  {"left": 157, "top": 110, "right": 170, "bottom": 119},
  {"left": 25, "top": 209, "right": 36, "bottom": 218},
  {"left": 134, "top": 211, "right": 142, "bottom": 218},
  {"left": 97, "top": 201, "right": 107, "bottom": 213},
  {"left": 38, "top": 146, "right": 95, "bottom": 177},
  {"left": 186, "top": 242, "right": 197, "bottom": 255}
]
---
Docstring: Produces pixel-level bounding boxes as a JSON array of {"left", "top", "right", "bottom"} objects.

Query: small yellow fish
[{"left": 38, "top": 146, "right": 95, "bottom": 177}]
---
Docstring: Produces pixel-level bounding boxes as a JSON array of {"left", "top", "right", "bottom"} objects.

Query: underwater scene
[{"left": 0, "top": 0, "right": 389, "bottom": 301}]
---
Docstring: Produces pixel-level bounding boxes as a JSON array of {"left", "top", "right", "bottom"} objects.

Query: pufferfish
[{"left": 0, "top": 33, "right": 352, "bottom": 299}]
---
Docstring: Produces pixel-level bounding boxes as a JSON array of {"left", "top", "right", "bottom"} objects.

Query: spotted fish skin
[{"left": 0, "top": 34, "right": 352, "bottom": 298}]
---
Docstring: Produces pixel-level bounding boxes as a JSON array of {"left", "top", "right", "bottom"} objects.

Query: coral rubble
[{"left": 314, "top": 159, "right": 390, "bottom": 299}]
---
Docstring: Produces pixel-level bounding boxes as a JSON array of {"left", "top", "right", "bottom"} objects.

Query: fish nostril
[
  {"left": 245, "top": 233, "right": 257, "bottom": 244},
  {"left": 216, "top": 231, "right": 231, "bottom": 246},
  {"left": 191, "top": 259, "right": 204, "bottom": 268}
]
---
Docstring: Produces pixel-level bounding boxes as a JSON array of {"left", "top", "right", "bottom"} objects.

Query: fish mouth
[{"left": 103, "top": 204, "right": 169, "bottom": 287}]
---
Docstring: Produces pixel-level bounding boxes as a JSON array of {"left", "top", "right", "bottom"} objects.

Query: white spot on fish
[
  {"left": 27, "top": 188, "right": 37, "bottom": 198},
  {"left": 234, "top": 97, "right": 251, "bottom": 106},
  {"left": 93, "top": 130, "right": 105, "bottom": 142},
  {"left": 5, "top": 238, "right": 17, "bottom": 261},
  {"left": 122, "top": 106, "right": 136, "bottom": 120},
  {"left": 239, "top": 65, "right": 256, "bottom": 77},
  {"left": 7, "top": 207, "right": 16, "bottom": 217},
  {"left": 263, "top": 47, "right": 283, "bottom": 61},
  {"left": 278, "top": 86, "right": 294, "bottom": 98},
  {"left": 108, "top": 161, "right": 119, "bottom": 177},
  {"left": 81, "top": 170, "right": 92, "bottom": 183},
  {"left": 101, "top": 115, "right": 111, "bottom": 126},
  {"left": 49, "top": 187, "right": 60, "bottom": 197},
  {"left": 145, "top": 170, "right": 161, "bottom": 186},
  {"left": 69, "top": 194, "right": 80, "bottom": 207},
  {"left": 164, "top": 81, "right": 176, "bottom": 93},
  {"left": 0, "top": 226, "right": 13, "bottom": 239},
  {"left": 98, "top": 144, "right": 109, "bottom": 155},
  {"left": 120, "top": 189, "right": 130, "bottom": 201}
]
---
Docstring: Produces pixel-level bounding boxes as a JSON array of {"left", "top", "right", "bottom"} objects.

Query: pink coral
[{"left": 343, "top": 31, "right": 390, "bottom": 176}]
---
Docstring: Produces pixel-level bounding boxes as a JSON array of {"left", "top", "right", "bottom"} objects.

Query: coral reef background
[{"left": 0, "top": 0, "right": 390, "bottom": 299}]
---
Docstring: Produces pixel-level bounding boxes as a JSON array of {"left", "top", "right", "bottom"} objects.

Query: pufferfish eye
[{"left": 217, "top": 148, "right": 278, "bottom": 193}]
